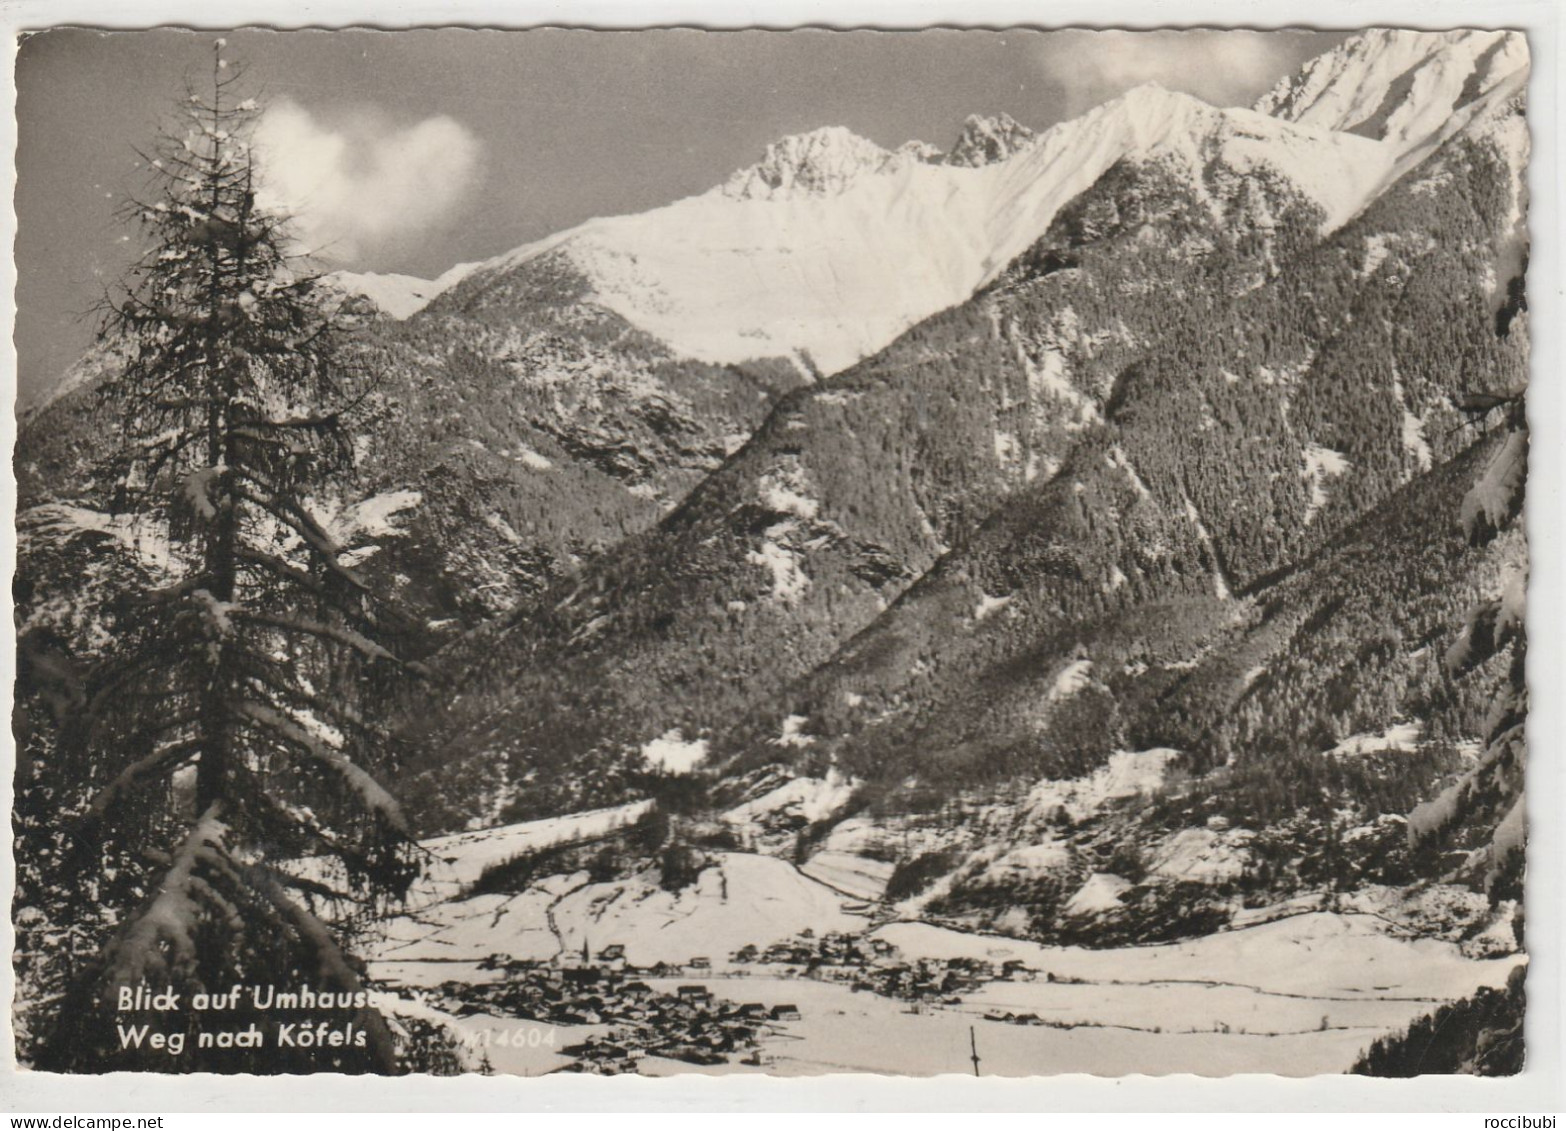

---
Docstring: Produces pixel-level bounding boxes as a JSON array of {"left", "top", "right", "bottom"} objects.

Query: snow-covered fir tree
[{"left": 30, "top": 44, "right": 422, "bottom": 1073}]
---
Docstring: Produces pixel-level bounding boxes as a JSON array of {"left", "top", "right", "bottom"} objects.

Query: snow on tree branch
[
  {"left": 99, "top": 805, "right": 230, "bottom": 990},
  {"left": 235, "top": 700, "right": 408, "bottom": 834},
  {"left": 1461, "top": 429, "right": 1527, "bottom": 545}
]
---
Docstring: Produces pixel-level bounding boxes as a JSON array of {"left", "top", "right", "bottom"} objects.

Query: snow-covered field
[
  {"left": 649, "top": 976, "right": 1394, "bottom": 1077},
  {"left": 368, "top": 850, "right": 867, "bottom": 969},
  {"left": 406, "top": 802, "right": 652, "bottom": 909},
  {"left": 799, "top": 851, "right": 895, "bottom": 902},
  {"left": 873, "top": 915, "right": 1518, "bottom": 1004},
  {"left": 632, "top": 947, "right": 1513, "bottom": 1078},
  {"left": 288, "top": 802, "right": 655, "bottom": 915}
]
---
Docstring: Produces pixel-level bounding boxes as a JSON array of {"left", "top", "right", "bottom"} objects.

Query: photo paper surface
[{"left": 10, "top": 24, "right": 1531, "bottom": 1079}]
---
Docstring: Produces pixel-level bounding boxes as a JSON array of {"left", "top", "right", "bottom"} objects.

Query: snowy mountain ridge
[
  {"left": 487, "top": 83, "right": 1394, "bottom": 375},
  {"left": 332, "top": 29, "right": 1522, "bottom": 382},
  {"left": 1255, "top": 27, "right": 1526, "bottom": 148},
  {"left": 348, "top": 85, "right": 1396, "bottom": 376}
]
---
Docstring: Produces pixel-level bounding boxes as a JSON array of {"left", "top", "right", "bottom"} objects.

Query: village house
[{"left": 677, "top": 984, "right": 714, "bottom": 1006}]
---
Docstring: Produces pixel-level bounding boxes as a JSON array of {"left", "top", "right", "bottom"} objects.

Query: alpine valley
[{"left": 14, "top": 28, "right": 1532, "bottom": 1076}]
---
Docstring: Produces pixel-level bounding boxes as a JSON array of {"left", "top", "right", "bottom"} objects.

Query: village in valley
[{"left": 411, "top": 929, "right": 1051, "bottom": 1075}]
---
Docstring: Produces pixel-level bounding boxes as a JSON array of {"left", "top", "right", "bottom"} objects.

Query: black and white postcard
[{"left": 7, "top": 17, "right": 1544, "bottom": 1086}]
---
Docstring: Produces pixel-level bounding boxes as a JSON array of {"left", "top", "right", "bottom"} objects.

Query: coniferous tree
[{"left": 34, "top": 43, "right": 420, "bottom": 1073}]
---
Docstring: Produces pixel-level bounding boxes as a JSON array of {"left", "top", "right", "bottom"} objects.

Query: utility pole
[{"left": 969, "top": 1025, "right": 981, "bottom": 1076}]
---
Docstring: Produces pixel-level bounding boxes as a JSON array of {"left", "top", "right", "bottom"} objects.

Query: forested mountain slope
[
  {"left": 16, "top": 250, "right": 802, "bottom": 653},
  {"left": 718, "top": 89, "right": 1528, "bottom": 789},
  {"left": 402, "top": 33, "right": 1528, "bottom": 831}
]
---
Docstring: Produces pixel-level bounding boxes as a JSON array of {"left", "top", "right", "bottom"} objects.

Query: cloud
[
  {"left": 253, "top": 99, "right": 481, "bottom": 265},
  {"left": 1034, "top": 30, "right": 1306, "bottom": 116}
]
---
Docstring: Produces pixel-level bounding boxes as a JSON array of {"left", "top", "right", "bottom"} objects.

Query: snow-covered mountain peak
[
  {"left": 945, "top": 112, "right": 1037, "bottom": 167},
  {"left": 721, "top": 125, "right": 892, "bottom": 201},
  {"left": 1093, "top": 82, "right": 1221, "bottom": 139},
  {"left": 1115, "top": 79, "right": 1180, "bottom": 104},
  {"left": 890, "top": 139, "right": 946, "bottom": 167},
  {"left": 1255, "top": 28, "right": 1527, "bottom": 150},
  {"left": 1068, "top": 82, "right": 1249, "bottom": 159}
]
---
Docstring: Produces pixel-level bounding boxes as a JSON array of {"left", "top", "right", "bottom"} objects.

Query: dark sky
[{"left": 14, "top": 26, "right": 1345, "bottom": 405}]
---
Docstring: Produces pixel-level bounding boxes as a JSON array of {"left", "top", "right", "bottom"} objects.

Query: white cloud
[
  {"left": 1035, "top": 30, "right": 1304, "bottom": 115},
  {"left": 253, "top": 99, "right": 481, "bottom": 264}
]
